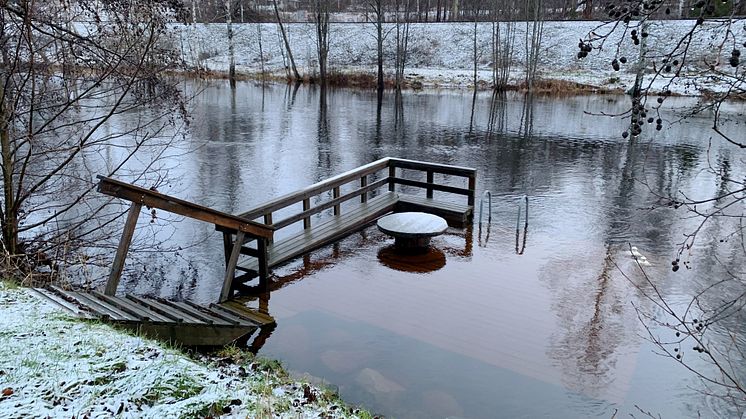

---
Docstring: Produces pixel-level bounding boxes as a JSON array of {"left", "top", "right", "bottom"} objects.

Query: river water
[{"left": 111, "top": 82, "right": 745, "bottom": 418}]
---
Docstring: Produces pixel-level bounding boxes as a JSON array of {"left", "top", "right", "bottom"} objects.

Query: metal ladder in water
[{"left": 478, "top": 191, "right": 529, "bottom": 253}]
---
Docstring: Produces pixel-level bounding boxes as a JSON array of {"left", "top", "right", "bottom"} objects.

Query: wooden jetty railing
[
  {"left": 97, "top": 176, "right": 274, "bottom": 298},
  {"left": 217, "top": 157, "right": 476, "bottom": 302},
  {"left": 97, "top": 158, "right": 476, "bottom": 304}
]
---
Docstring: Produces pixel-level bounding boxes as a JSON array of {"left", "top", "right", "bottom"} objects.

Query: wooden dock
[
  {"left": 215, "top": 158, "right": 476, "bottom": 300},
  {"left": 97, "top": 157, "right": 475, "bottom": 304},
  {"left": 75, "top": 157, "right": 475, "bottom": 345},
  {"left": 30, "top": 286, "right": 274, "bottom": 346}
]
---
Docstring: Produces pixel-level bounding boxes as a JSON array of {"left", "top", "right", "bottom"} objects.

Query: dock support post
[
  {"left": 257, "top": 238, "right": 270, "bottom": 290},
  {"left": 105, "top": 202, "right": 142, "bottom": 296},
  {"left": 302, "top": 198, "right": 311, "bottom": 229},
  {"left": 426, "top": 170, "right": 434, "bottom": 198},
  {"left": 360, "top": 176, "right": 368, "bottom": 203},
  {"left": 333, "top": 186, "right": 341, "bottom": 215},
  {"left": 263, "top": 213, "right": 273, "bottom": 243},
  {"left": 219, "top": 231, "right": 245, "bottom": 303},
  {"left": 467, "top": 173, "right": 477, "bottom": 221}
]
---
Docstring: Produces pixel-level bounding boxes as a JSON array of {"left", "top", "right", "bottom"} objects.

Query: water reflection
[
  {"left": 377, "top": 245, "right": 447, "bottom": 273},
  {"left": 102, "top": 82, "right": 745, "bottom": 418}
]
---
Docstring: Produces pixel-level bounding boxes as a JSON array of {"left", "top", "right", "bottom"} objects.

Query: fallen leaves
[{"left": 2, "top": 387, "right": 13, "bottom": 397}]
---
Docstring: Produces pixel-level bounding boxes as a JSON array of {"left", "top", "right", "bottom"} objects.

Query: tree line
[{"left": 182, "top": 0, "right": 746, "bottom": 23}]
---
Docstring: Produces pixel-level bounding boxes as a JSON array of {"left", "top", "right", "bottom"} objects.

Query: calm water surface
[{"left": 115, "top": 82, "right": 745, "bottom": 418}]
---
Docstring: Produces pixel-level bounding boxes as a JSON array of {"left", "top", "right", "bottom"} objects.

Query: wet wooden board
[
  {"left": 233, "top": 192, "right": 472, "bottom": 285},
  {"left": 31, "top": 287, "right": 275, "bottom": 346},
  {"left": 236, "top": 192, "right": 399, "bottom": 277},
  {"left": 395, "top": 194, "right": 473, "bottom": 228}
]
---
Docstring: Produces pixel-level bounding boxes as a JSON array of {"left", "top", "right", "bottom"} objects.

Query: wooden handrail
[
  {"left": 388, "top": 158, "right": 476, "bottom": 177},
  {"left": 97, "top": 176, "right": 274, "bottom": 239},
  {"left": 272, "top": 178, "right": 389, "bottom": 230},
  {"left": 226, "top": 157, "right": 476, "bottom": 233},
  {"left": 238, "top": 158, "right": 391, "bottom": 220}
]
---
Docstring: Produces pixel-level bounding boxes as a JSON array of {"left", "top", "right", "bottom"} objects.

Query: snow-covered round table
[{"left": 377, "top": 212, "right": 448, "bottom": 250}]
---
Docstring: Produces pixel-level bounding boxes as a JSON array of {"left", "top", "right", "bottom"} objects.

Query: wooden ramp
[{"left": 30, "top": 287, "right": 274, "bottom": 346}]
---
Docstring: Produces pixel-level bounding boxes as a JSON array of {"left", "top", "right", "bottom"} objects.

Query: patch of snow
[
  {"left": 172, "top": 20, "right": 744, "bottom": 95},
  {"left": 0, "top": 284, "right": 364, "bottom": 418}
]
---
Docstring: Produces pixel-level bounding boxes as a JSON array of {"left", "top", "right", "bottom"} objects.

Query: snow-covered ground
[
  {"left": 174, "top": 19, "right": 744, "bottom": 95},
  {"left": 0, "top": 283, "right": 367, "bottom": 418}
]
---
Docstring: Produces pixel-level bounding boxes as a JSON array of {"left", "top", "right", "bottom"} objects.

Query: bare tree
[
  {"left": 524, "top": 0, "right": 545, "bottom": 90},
  {"left": 0, "top": 1, "right": 186, "bottom": 276},
  {"left": 273, "top": 0, "right": 301, "bottom": 81},
  {"left": 225, "top": 0, "right": 236, "bottom": 87},
  {"left": 577, "top": 1, "right": 746, "bottom": 411},
  {"left": 367, "top": 0, "right": 386, "bottom": 93},
  {"left": 314, "top": 0, "right": 331, "bottom": 88},
  {"left": 492, "top": 0, "right": 517, "bottom": 91},
  {"left": 394, "top": 0, "right": 412, "bottom": 90}
]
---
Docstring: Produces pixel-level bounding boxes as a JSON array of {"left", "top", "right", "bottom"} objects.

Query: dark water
[{"left": 113, "top": 82, "right": 745, "bottom": 418}]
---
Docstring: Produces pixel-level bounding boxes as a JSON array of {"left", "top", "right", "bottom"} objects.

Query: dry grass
[{"left": 512, "top": 78, "right": 624, "bottom": 95}]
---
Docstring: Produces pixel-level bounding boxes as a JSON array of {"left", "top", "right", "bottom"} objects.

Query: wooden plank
[
  {"left": 389, "top": 158, "right": 476, "bottom": 177},
  {"left": 208, "top": 303, "right": 261, "bottom": 325},
  {"left": 397, "top": 194, "right": 472, "bottom": 212},
  {"left": 126, "top": 295, "right": 196, "bottom": 323},
  {"left": 236, "top": 158, "right": 391, "bottom": 219},
  {"left": 93, "top": 292, "right": 173, "bottom": 323},
  {"left": 257, "top": 193, "right": 397, "bottom": 258},
  {"left": 183, "top": 300, "right": 240, "bottom": 325},
  {"left": 213, "top": 302, "right": 275, "bottom": 325},
  {"left": 29, "top": 288, "right": 96, "bottom": 319},
  {"left": 219, "top": 230, "right": 245, "bottom": 303},
  {"left": 97, "top": 176, "right": 273, "bottom": 239},
  {"left": 105, "top": 202, "right": 141, "bottom": 296},
  {"left": 92, "top": 291, "right": 160, "bottom": 322},
  {"left": 157, "top": 299, "right": 233, "bottom": 326},
  {"left": 237, "top": 193, "right": 398, "bottom": 273},
  {"left": 271, "top": 177, "right": 388, "bottom": 230},
  {"left": 53, "top": 288, "right": 138, "bottom": 322},
  {"left": 391, "top": 178, "right": 472, "bottom": 196}
]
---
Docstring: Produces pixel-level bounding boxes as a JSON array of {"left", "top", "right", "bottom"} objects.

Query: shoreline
[
  {"left": 0, "top": 282, "right": 372, "bottom": 418},
  {"left": 174, "top": 20, "right": 742, "bottom": 98}
]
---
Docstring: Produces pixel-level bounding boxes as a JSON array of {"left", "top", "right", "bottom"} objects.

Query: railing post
[
  {"left": 263, "top": 212, "right": 273, "bottom": 243},
  {"left": 388, "top": 165, "right": 396, "bottom": 192},
  {"left": 219, "top": 230, "right": 245, "bottom": 303},
  {"left": 360, "top": 175, "right": 368, "bottom": 203},
  {"left": 333, "top": 186, "right": 341, "bottom": 215},
  {"left": 257, "top": 237, "right": 270, "bottom": 291},
  {"left": 104, "top": 202, "right": 142, "bottom": 296},
  {"left": 468, "top": 173, "right": 476, "bottom": 207},
  {"left": 303, "top": 198, "right": 311, "bottom": 229},
  {"left": 426, "top": 170, "right": 434, "bottom": 199}
]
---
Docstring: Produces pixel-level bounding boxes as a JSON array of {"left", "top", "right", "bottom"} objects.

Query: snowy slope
[{"left": 173, "top": 19, "right": 744, "bottom": 94}]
